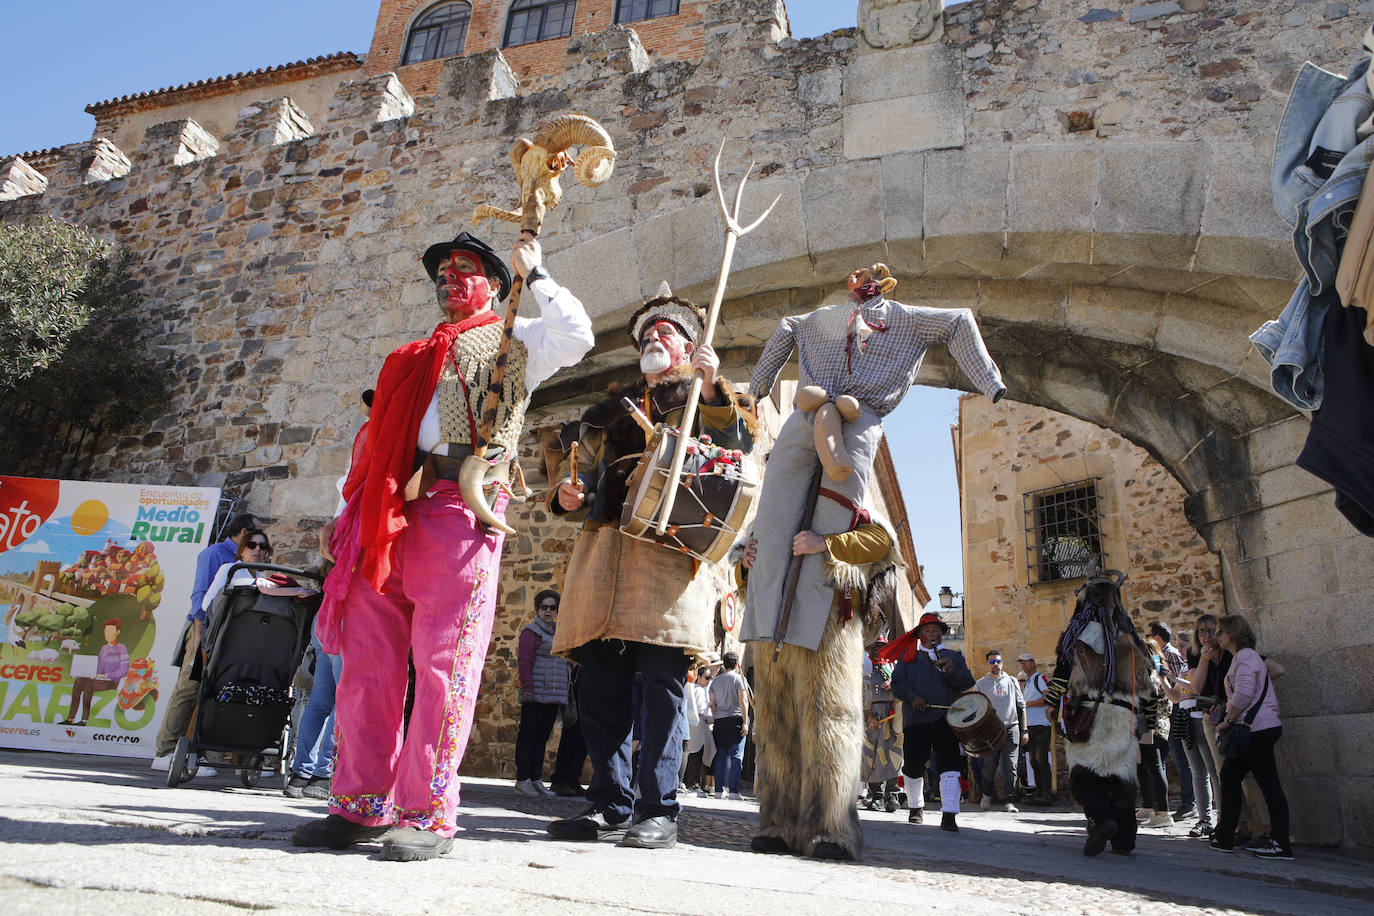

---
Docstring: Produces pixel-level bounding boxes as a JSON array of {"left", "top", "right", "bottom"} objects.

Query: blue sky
[{"left": 1, "top": 0, "right": 964, "bottom": 612}]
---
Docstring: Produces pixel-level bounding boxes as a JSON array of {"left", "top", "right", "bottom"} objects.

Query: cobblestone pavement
[{"left": 1, "top": 750, "right": 1369, "bottom": 915}]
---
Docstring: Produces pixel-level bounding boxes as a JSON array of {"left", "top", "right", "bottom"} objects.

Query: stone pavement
[{"left": 1, "top": 750, "right": 1370, "bottom": 915}]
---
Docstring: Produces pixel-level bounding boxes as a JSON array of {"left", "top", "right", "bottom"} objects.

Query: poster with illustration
[{"left": 0, "top": 476, "right": 219, "bottom": 757}]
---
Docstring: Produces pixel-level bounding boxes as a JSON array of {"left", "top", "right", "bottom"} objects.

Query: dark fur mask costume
[{"left": 571, "top": 366, "right": 757, "bottom": 524}]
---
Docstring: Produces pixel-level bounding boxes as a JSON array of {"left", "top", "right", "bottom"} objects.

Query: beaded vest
[{"left": 435, "top": 322, "right": 530, "bottom": 455}]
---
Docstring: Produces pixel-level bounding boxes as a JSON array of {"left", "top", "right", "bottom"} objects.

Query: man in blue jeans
[
  {"left": 544, "top": 291, "right": 756, "bottom": 851},
  {"left": 285, "top": 632, "right": 342, "bottom": 800},
  {"left": 709, "top": 652, "right": 750, "bottom": 798}
]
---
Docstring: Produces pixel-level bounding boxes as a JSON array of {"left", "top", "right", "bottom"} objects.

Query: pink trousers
[{"left": 328, "top": 482, "right": 509, "bottom": 837}]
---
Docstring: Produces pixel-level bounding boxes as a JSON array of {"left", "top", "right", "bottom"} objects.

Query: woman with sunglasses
[{"left": 200, "top": 530, "right": 318, "bottom": 616}]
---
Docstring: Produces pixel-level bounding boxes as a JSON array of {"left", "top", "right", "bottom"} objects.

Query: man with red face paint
[
  {"left": 293, "top": 231, "right": 593, "bottom": 862},
  {"left": 542, "top": 287, "right": 756, "bottom": 850}
]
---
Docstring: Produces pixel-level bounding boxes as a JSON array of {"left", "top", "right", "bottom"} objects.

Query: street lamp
[{"left": 937, "top": 586, "right": 964, "bottom": 641}]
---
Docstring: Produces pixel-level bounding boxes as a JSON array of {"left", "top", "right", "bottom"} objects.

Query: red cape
[{"left": 343, "top": 311, "right": 501, "bottom": 593}]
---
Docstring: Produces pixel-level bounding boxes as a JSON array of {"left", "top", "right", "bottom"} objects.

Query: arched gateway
[{"left": 2, "top": 0, "right": 1369, "bottom": 852}]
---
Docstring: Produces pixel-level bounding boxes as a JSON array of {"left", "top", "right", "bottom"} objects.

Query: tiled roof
[{"left": 86, "top": 52, "right": 364, "bottom": 115}]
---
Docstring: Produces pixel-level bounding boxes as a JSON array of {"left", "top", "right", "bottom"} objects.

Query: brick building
[{"left": 366, "top": 0, "right": 721, "bottom": 95}]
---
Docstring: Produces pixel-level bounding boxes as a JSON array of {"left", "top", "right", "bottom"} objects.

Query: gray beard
[{"left": 640, "top": 347, "right": 672, "bottom": 375}]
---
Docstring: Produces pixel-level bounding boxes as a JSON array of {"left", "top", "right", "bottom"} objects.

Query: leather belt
[{"left": 405, "top": 445, "right": 510, "bottom": 501}]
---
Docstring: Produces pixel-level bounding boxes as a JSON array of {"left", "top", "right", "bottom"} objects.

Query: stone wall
[{"left": 954, "top": 393, "right": 1226, "bottom": 666}]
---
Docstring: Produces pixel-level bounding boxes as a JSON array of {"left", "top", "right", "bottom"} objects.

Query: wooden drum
[
  {"left": 620, "top": 425, "right": 758, "bottom": 565},
  {"left": 945, "top": 690, "right": 1007, "bottom": 757}
]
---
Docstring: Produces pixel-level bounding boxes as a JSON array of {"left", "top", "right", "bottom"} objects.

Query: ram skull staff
[
  {"left": 462, "top": 114, "right": 617, "bottom": 535},
  {"left": 653, "top": 140, "right": 779, "bottom": 535}
]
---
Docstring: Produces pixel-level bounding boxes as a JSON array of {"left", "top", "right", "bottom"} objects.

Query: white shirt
[
  {"left": 418, "top": 278, "right": 594, "bottom": 454},
  {"left": 201, "top": 564, "right": 260, "bottom": 612},
  {"left": 974, "top": 671, "right": 1026, "bottom": 728},
  {"left": 1023, "top": 669, "right": 1050, "bottom": 728}
]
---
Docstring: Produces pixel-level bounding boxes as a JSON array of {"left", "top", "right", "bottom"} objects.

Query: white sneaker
[
  {"left": 729, "top": 792, "right": 743, "bottom": 801},
  {"left": 1004, "top": 802, "right": 1019, "bottom": 813},
  {"left": 198, "top": 767, "right": 219, "bottom": 778},
  {"left": 1144, "top": 812, "right": 1174, "bottom": 828},
  {"left": 979, "top": 796, "right": 991, "bottom": 811},
  {"left": 532, "top": 780, "right": 555, "bottom": 797},
  {"left": 514, "top": 779, "right": 541, "bottom": 797},
  {"left": 150, "top": 754, "right": 171, "bottom": 772},
  {"left": 1136, "top": 808, "right": 1154, "bottom": 823},
  {"left": 696, "top": 788, "right": 709, "bottom": 797}
]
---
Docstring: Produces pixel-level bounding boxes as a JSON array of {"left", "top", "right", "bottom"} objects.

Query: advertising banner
[{"left": 0, "top": 476, "right": 219, "bottom": 757}]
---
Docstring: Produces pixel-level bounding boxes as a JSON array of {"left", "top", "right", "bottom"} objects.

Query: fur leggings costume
[{"left": 752, "top": 606, "right": 866, "bottom": 859}]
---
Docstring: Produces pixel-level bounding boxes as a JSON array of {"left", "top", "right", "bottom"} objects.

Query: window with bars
[
  {"left": 1024, "top": 479, "right": 1105, "bottom": 584},
  {"left": 402, "top": 2, "right": 472, "bottom": 65},
  {"left": 615, "top": 0, "right": 680, "bottom": 23},
  {"left": 504, "top": 0, "right": 578, "bottom": 47}
]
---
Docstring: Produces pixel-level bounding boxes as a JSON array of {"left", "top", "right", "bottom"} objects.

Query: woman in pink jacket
[{"left": 1211, "top": 615, "right": 1292, "bottom": 860}]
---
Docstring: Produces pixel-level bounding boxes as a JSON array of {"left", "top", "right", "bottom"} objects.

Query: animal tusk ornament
[
  {"left": 653, "top": 139, "right": 780, "bottom": 535},
  {"left": 459, "top": 113, "right": 617, "bottom": 535}
]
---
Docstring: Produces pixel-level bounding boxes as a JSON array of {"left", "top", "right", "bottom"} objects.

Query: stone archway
[{"left": 530, "top": 143, "right": 1372, "bottom": 849}]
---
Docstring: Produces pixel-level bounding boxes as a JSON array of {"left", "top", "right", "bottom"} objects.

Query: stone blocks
[
  {"left": 843, "top": 44, "right": 965, "bottom": 159},
  {"left": 437, "top": 51, "right": 519, "bottom": 107},
  {"left": 0, "top": 156, "right": 48, "bottom": 200},
  {"left": 81, "top": 139, "right": 132, "bottom": 184},
  {"left": 138, "top": 118, "right": 220, "bottom": 167}
]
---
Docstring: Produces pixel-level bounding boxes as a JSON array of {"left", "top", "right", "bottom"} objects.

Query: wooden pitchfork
[{"left": 652, "top": 140, "right": 779, "bottom": 535}]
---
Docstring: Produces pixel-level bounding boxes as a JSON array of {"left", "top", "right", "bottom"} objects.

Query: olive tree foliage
[
  {"left": 0, "top": 219, "right": 109, "bottom": 382},
  {"left": 0, "top": 218, "right": 172, "bottom": 468}
]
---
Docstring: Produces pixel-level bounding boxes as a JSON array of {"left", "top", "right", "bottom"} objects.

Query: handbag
[
  {"left": 1059, "top": 695, "right": 1098, "bottom": 743},
  {"left": 1217, "top": 673, "right": 1270, "bottom": 758}
]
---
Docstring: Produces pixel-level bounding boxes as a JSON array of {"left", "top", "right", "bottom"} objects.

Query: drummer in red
[{"left": 885, "top": 612, "right": 975, "bottom": 831}]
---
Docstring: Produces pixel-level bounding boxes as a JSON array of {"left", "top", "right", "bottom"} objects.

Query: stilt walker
[{"left": 739, "top": 263, "right": 1007, "bottom": 859}]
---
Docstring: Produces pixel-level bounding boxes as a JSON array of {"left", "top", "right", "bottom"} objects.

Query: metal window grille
[
  {"left": 615, "top": 0, "right": 680, "bottom": 23},
  {"left": 402, "top": 2, "right": 472, "bottom": 65},
  {"left": 1024, "top": 479, "right": 1104, "bottom": 584},
  {"left": 505, "top": 0, "right": 578, "bottom": 47}
]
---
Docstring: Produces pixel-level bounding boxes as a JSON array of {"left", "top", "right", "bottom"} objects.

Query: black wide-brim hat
[{"left": 421, "top": 232, "right": 513, "bottom": 301}]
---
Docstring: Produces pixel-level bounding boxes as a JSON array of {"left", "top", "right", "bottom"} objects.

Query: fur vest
[{"left": 574, "top": 367, "right": 756, "bottom": 525}]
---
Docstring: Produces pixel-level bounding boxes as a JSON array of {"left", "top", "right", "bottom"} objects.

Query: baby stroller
[{"left": 167, "top": 562, "right": 322, "bottom": 789}]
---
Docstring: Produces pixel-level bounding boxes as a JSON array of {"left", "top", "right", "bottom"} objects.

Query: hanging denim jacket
[
  {"left": 1273, "top": 58, "right": 1374, "bottom": 290},
  {"left": 1255, "top": 58, "right": 1374, "bottom": 411},
  {"left": 1250, "top": 277, "right": 1330, "bottom": 410}
]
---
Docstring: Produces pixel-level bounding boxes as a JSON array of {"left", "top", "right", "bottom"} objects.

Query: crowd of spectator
[{"left": 163, "top": 510, "right": 1293, "bottom": 862}]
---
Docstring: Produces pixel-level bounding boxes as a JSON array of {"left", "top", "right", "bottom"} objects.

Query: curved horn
[
  {"left": 533, "top": 113, "right": 614, "bottom": 153},
  {"left": 574, "top": 146, "right": 616, "bottom": 187},
  {"left": 459, "top": 456, "right": 517, "bottom": 536}
]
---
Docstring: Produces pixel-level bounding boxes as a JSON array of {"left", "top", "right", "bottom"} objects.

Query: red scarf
[
  {"left": 877, "top": 627, "right": 924, "bottom": 664},
  {"left": 343, "top": 311, "right": 502, "bottom": 593}
]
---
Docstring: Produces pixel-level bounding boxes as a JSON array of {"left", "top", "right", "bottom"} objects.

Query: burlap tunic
[{"left": 550, "top": 370, "right": 755, "bottom": 659}]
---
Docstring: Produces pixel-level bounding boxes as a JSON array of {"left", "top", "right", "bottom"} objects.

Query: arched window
[
  {"left": 615, "top": 0, "right": 679, "bottom": 23},
  {"left": 504, "top": 0, "right": 577, "bottom": 48},
  {"left": 402, "top": 1, "right": 472, "bottom": 65}
]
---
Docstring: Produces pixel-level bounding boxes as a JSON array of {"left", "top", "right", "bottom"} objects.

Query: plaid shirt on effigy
[{"left": 749, "top": 296, "right": 1006, "bottom": 415}]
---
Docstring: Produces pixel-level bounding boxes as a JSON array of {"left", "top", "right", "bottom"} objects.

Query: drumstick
[
  {"left": 620, "top": 396, "right": 655, "bottom": 435},
  {"left": 568, "top": 441, "right": 583, "bottom": 493}
]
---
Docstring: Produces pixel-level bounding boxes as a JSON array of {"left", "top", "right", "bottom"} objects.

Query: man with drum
[
  {"left": 889, "top": 611, "right": 975, "bottom": 831},
  {"left": 545, "top": 288, "right": 756, "bottom": 850}
]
